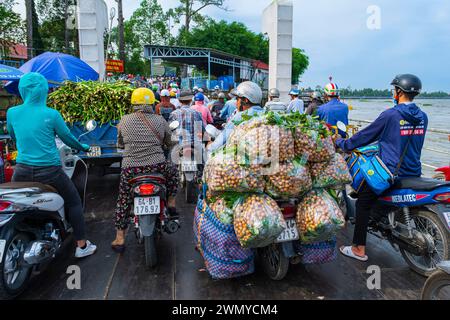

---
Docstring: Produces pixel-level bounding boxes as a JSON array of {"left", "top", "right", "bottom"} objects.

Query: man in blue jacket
[
  {"left": 317, "top": 82, "right": 349, "bottom": 136},
  {"left": 336, "top": 74, "right": 428, "bottom": 262}
]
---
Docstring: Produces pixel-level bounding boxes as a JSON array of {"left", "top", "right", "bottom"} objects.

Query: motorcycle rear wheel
[
  {"left": 0, "top": 232, "right": 33, "bottom": 300},
  {"left": 259, "top": 244, "right": 289, "bottom": 281},
  {"left": 421, "top": 270, "right": 450, "bottom": 300},
  {"left": 144, "top": 235, "right": 157, "bottom": 269},
  {"left": 400, "top": 210, "right": 450, "bottom": 277}
]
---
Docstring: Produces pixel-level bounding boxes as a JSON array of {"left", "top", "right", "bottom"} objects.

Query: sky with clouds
[{"left": 13, "top": 0, "right": 450, "bottom": 91}]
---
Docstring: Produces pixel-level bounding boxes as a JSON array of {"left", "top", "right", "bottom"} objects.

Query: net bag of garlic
[
  {"left": 233, "top": 194, "right": 287, "bottom": 248},
  {"left": 310, "top": 153, "right": 353, "bottom": 189},
  {"left": 265, "top": 158, "right": 313, "bottom": 198},
  {"left": 203, "top": 147, "right": 265, "bottom": 194},
  {"left": 296, "top": 189, "right": 345, "bottom": 243}
]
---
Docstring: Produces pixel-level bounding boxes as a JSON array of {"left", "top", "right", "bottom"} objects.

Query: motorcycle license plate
[
  {"left": 134, "top": 197, "right": 160, "bottom": 215},
  {"left": 182, "top": 162, "right": 197, "bottom": 172},
  {"left": 0, "top": 239, "right": 6, "bottom": 264},
  {"left": 275, "top": 219, "right": 299, "bottom": 243},
  {"left": 87, "top": 146, "right": 101, "bottom": 157}
]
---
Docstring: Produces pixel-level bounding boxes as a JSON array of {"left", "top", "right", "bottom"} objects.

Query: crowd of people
[{"left": 6, "top": 72, "right": 428, "bottom": 263}]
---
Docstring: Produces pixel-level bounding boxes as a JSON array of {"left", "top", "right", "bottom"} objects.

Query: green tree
[
  {"left": 183, "top": 19, "right": 309, "bottom": 83},
  {"left": 111, "top": 0, "right": 170, "bottom": 74},
  {"left": 0, "top": 0, "right": 25, "bottom": 55},
  {"left": 35, "top": 0, "right": 77, "bottom": 54},
  {"left": 292, "top": 47, "right": 309, "bottom": 84},
  {"left": 174, "top": 0, "right": 227, "bottom": 37}
]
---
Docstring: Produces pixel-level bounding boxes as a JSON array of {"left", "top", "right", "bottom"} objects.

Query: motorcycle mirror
[
  {"left": 169, "top": 121, "right": 180, "bottom": 131},
  {"left": 85, "top": 120, "right": 97, "bottom": 132},
  {"left": 205, "top": 124, "right": 220, "bottom": 138},
  {"left": 337, "top": 121, "right": 347, "bottom": 133}
]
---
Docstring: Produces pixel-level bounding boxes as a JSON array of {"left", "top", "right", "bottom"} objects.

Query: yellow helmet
[{"left": 131, "top": 88, "right": 156, "bottom": 105}]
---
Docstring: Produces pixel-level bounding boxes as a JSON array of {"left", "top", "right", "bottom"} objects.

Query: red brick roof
[{"left": 253, "top": 60, "right": 269, "bottom": 70}]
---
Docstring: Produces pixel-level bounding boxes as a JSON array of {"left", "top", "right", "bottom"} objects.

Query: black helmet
[{"left": 391, "top": 74, "right": 422, "bottom": 94}]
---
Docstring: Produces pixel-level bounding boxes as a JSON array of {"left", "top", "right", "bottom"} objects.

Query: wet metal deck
[{"left": 20, "top": 174, "right": 426, "bottom": 300}]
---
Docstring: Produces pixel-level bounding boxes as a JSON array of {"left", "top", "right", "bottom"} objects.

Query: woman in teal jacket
[{"left": 7, "top": 72, "right": 97, "bottom": 258}]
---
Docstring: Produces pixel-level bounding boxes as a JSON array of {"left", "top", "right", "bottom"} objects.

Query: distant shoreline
[{"left": 343, "top": 96, "right": 450, "bottom": 100}]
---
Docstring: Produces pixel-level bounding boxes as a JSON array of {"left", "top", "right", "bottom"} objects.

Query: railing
[{"left": 349, "top": 118, "right": 450, "bottom": 171}]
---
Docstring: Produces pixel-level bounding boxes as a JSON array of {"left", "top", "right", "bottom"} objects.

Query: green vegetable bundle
[{"left": 47, "top": 81, "right": 134, "bottom": 124}]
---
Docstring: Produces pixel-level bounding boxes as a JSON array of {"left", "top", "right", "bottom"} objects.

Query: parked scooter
[
  {"left": 336, "top": 122, "right": 450, "bottom": 276},
  {"left": 0, "top": 120, "right": 97, "bottom": 299},
  {"left": 421, "top": 260, "right": 450, "bottom": 299}
]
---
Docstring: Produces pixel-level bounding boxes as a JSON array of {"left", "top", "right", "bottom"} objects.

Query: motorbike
[
  {"left": 130, "top": 172, "right": 180, "bottom": 269},
  {"left": 334, "top": 122, "right": 450, "bottom": 276},
  {"left": 170, "top": 121, "right": 205, "bottom": 204},
  {"left": 0, "top": 120, "right": 97, "bottom": 299},
  {"left": 258, "top": 199, "right": 302, "bottom": 281},
  {"left": 421, "top": 260, "right": 450, "bottom": 299}
]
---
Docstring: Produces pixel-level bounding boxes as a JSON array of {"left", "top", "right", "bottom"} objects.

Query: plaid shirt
[{"left": 169, "top": 105, "right": 205, "bottom": 144}]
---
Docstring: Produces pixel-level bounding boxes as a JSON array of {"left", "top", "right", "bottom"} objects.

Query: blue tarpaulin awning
[
  {"left": 0, "top": 64, "right": 23, "bottom": 81},
  {"left": 5, "top": 52, "right": 99, "bottom": 95}
]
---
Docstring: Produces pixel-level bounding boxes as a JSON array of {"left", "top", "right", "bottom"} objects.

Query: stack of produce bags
[{"left": 196, "top": 112, "right": 352, "bottom": 278}]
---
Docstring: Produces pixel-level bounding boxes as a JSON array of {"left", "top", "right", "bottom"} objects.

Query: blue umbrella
[
  {"left": 5, "top": 52, "right": 99, "bottom": 95},
  {"left": 0, "top": 63, "right": 23, "bottom": 81}
]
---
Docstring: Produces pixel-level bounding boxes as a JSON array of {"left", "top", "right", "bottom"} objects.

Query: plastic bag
[
  {"left": 296, "top": 189, "right": 345, "bottom": 243},
  {"left": 294, "top": 128, "right": 335, "bottom": 163},
  {"left": 204, "top": 148, "right": 265, "bottom": 194},
  {"left": 228, "top": 117, "right": 266, "bottom": 147},
  {"left": 233, "top": 194, "right": 286, "bottom": 248},
  {"left": 235, "top": 125, "right": 296, "bottom": 165},
  {"left": 265, "top": 159, "right": 312, "bottom": 198},
  {"left": 310, "top": 153, "right": 353, "bottom": 189},
  {"left": 209, "top": 194, "right": 240, "bottom": 225}
]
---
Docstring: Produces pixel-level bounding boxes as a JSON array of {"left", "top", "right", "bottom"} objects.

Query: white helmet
[
  {"left": 193, "top": 86, "right": 199, "bottom": 91},
  {"left": 236, "top": 81, "right": 262, "bottom": 105},
  {"left": 198, "top": 88, "right": 204, "bottom": 93},
  {"left": 160, "top": 89, "right": 170, "bottom": 97},
  {"left": 214, "top": 85, "right": 220, "bottom": 90}
]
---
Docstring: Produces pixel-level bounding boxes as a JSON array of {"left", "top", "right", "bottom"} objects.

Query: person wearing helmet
[
  {"left": 210, "top": 92, "right": 227, "bottom": 126},
  {"left": 151, "top": 84, "right": 161, "bottom": 102},
  {"left": 305, "top": 91, "right": 324, "bottom": 116},
  {"left": 208, "top": 81, "right": 264, "bottom": 153},
  {"left": 112, "top": 88, "right": 179, "bottom": 253},
  {"left": 170, "top": 89, "right": 181, "bottom": 109},
  {"left": 155, "top": 89, "right": 176, "bottom": 122},
  {"left": 191, "top": 93, "right": 213, "bottom": 126},
  {"left": 287, "top": 89, "right": 305, "bottom": 113},
  {"left": 195, "top": 88, "right": 210, "bottom": 105},
  {"left": 336, "top": 74, "right": 428, "bottom": 262},
  {"left": 207, "top": 92, "right": 219, "bottom": 110},
  {"left": 7, "top": 73, "right": 96, "bottom": 258},
  {"left": 193, "top": 86, "right": 199, "bottom": 94},
  {"left": 220, "top": 88, "right": 238, "bottom": 121},
  {"left": 317, "top": 82, "right": 349, "bottom": 136},
  {"left": 214, "top": 85, "right": 221, "bottom": 96},
  {"left": 265, "top": 88, "right": 288, "bottom": 113}
]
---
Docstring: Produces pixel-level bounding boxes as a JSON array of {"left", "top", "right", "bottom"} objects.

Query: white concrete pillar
[
  {"left": 262, "top": 0, "right": 293, "bottom": 103},
  {"left": 77, "top": 0, "right": 108, "bottom": 80}
]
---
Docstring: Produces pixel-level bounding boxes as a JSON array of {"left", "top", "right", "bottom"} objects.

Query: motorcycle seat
[
  {"left": 391, "top": 177, "right": 450, "bottom": 191},
  {"left": 129, "top": 173, "right": 166, "bottom": 185},
  {"left": 0, "top": 182, "right": 58, "bottom": 194}
]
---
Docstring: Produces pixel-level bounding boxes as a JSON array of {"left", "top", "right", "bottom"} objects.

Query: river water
[{"left": 344, "top": 99, "right": 450, "bottom": 178}]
